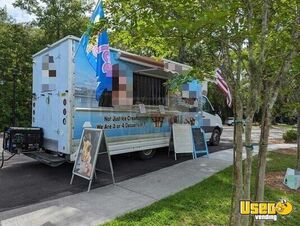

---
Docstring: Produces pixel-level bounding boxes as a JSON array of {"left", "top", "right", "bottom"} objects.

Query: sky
[
  {"left": 0, "top": 0, "right": 98, "bottom": 23},
  {"left": 0, "top": 0, "right": 35, "bottom": 22}
]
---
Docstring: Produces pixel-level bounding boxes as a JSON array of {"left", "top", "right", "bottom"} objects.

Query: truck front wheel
[
  {"left": 138, "top": 149, "right": 156, "bottom": 160},
  {"left": 210, "top": 129, "right": 221, "bottom": 146}
]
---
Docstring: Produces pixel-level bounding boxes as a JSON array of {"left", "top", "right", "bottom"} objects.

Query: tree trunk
[
  {"left": 242, "top": 2, "right": 262, "bottom": 224},
  {"left": 251, "top": 88, "right": 278, "bottom": 226},
  {"left": 251, "top": 105, "right": 270, "bottom": 226},
  {"left": 229, "top": 108, "right": 237, "bottom": 226},
  {"left": 297, "top": 108, "right": 300, "bottom": 170},
  {"left": 228, "top": 43, "right": 244, "bottom": 226},
  {"left": 241, "top": 111, "right": 255, "bottom": 226},
  {"left": 230, "top": 95, "right": 244, "bottom": 226},
  {"left": 256, "top": 106, "right": 271, "bottom": 198}
]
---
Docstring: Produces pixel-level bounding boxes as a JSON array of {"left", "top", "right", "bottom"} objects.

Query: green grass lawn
[{"left": 104, "top": 151, "right": 300, "bottom": 226}]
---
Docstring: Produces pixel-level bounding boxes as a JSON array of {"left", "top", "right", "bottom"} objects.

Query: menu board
[
  {"left": 172, "top": 124, "right": 194, "bottom": 160},
  {"left": 192, "top": 127, "right": 209, "bottom": 157},
  {"left": 192, "top": 128, "right": 206, "bottom": 152}
]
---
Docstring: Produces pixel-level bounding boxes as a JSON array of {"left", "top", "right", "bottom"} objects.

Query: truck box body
[
  {"left": 31, "top": 36, "right": 221, "bottom": 161},
  {"left": 32, "top": 37, "right": 77, "bottom": 155}
]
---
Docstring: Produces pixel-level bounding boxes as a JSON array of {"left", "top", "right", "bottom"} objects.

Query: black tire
[
  {"left": 138, "top": 149, "right": 156, "bottom": 160},
  {"left": 210, "top": 129, "right": 221, "bottom": 146}
]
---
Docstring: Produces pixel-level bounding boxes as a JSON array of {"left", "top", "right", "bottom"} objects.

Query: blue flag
[{"left": 81, "top": 1, "right": 112, "bottom": 101}]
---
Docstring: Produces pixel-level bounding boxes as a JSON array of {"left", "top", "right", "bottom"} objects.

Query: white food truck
[{"left": 3, "top": 36, "right": 222, "bottom": 166}]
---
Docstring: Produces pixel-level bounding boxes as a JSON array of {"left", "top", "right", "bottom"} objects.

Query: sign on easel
[
  {"left": 192, "top": 128, "right": 209, "bottom": 157},
  {"left": 283, "top": 168, "right": 300, "bottom": 190},
  {"left": 70, "top": 128, "right": 115, "bottom": 192},
  {"left": 171, "top": 124, "right": 209, "bottom": 160},
  {"left": 172, "top": 124, "right": 194, "bottom": 160}
]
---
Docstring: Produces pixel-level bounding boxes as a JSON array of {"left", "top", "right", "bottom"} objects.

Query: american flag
[{"left": 215, "top": 68, "right": 232, "bottom": 107}]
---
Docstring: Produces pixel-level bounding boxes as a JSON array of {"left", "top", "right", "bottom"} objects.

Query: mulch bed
[
  {"left": 274, "top": 148, "right": 297, "bottom": 156},
  {"left": 265, "top": 171, "right": 300, "bottom": 194},
  {"left": 269, "top": 139, "right": 285, "bottom": 144}
]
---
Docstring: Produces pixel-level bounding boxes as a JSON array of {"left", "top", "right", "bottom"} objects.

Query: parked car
[
  {"left": 225, "top": 117, "right": 235, "bottom": 126},
  {"left": 225, "top": 117, "right": 246, "bottom": 126}
]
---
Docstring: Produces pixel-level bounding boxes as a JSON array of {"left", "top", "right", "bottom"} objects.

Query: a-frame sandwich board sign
[
  {"left": 171, "top": 124, "right": 195, "bottom": 160},
  {"left": 70, "top": 128, "right": 115, "bottom": 192},
  {"left": 191, "top": 127, "right": 209, "bottom": 158}
]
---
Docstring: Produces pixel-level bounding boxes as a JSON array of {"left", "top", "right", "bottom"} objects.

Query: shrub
[{"left": 283, "top": 129, "right": 297, "bottom": 143}]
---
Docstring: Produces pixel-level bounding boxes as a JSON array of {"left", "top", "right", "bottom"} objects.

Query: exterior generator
[{"left": 3, "top": 127, "right": 43, "bottom": 154}]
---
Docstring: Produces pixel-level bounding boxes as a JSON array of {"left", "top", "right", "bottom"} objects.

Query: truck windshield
[{"left": 201, "top": 96, "right": 214, "bottom": 114}]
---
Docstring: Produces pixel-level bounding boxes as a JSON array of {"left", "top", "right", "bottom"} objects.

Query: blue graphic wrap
[{"left": 79, "top": 1, "right": 112, "bottom": 101}]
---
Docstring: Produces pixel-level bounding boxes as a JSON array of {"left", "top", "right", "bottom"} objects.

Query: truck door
[
  {"left": 38, "top": 92, "right": 60, "bottom": 152},
  {"left": 201, "top": 96, "right": 222, "bottom": 143}
]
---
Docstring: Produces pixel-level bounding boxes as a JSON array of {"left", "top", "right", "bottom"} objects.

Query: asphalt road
[
  {"left": 221, "top": 125, "right": 285, "bottom": 143},
  {"left": 0, "top": 137, "right": 233, "bottom": 213},
  {"left": 0, "top": 125, "right": 287, "bottom": 213}
]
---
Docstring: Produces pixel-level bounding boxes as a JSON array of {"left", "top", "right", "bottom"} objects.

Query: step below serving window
[{"left": 133, "top": 73, "right": 167, "bottom": 106}]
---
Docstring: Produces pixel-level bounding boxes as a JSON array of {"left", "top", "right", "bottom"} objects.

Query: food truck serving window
[{"left": 133, "top": 73, "right": 167, "bottom": 106}]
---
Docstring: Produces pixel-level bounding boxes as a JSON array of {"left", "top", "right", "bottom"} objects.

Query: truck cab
[{"left": 201, "top": 96, "right": 223, "bottom": 146}]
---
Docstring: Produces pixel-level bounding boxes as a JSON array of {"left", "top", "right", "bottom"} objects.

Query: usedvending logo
[{"left": 240, "top": 199, "right": 293, "bottom": 221}]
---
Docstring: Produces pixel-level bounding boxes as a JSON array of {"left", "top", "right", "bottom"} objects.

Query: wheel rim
[
  {"left": 143, "top": 150, "right": 153, "bottom": 156},
  {"left": 213, "top": 132, "right": 220, "bottom": 144}
]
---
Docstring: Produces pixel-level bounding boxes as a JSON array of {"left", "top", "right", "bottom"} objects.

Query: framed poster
[{"left": 72, "top": 128, "right": 102, "bottom": 180}]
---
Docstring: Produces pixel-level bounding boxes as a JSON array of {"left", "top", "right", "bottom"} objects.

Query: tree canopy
[
  {"left": 0, "top": 1, "right": 299, "bottom": 225},
  {"left": 0, "top": 1, "right": 91, "bottom": 129},
  {"left": 13, "top": 0, "right": 91, "bottom": 44}
]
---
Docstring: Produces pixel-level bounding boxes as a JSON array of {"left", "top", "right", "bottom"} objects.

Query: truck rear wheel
[{"left": 138, "top": 149, "right": 156, "bottom": 160}]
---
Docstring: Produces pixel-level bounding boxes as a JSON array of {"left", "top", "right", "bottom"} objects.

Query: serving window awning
[
  {"left": 117, "top": 51, "right": 192, "bottom": 75},
  {"left": 133, "top": 68, "right": 173, "bottom": 80}
]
